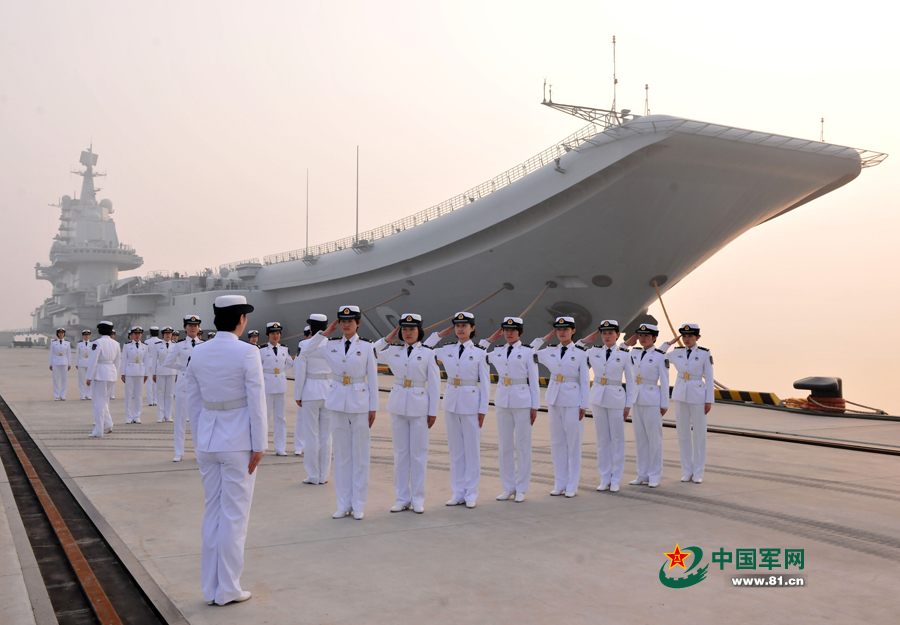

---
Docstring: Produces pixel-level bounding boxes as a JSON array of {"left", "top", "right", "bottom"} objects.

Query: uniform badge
[
  {"left": 616, "top": 358, "right": 620, "bottom": 362},
  {"left": 695, "top": 357, "right": 699, "bottom": 361},
  {"left": 571, "top": 357, "right": 575, "bottom": 361},
  {"left": 357, "top": 351, "right": 361, "bottom": 356},
  {"left": 469, "top": 356, "right": 473, "bottom": 360},
  {"left": 517, "top": 354, "right": 522, "bottom": 359},
  {"left": 417, "top": 356, "right": 422, "bottom": 360}
]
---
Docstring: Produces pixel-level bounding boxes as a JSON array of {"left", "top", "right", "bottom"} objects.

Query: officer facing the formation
[
  {"left": 207, "top": 331, "right": 217, "bottom": 340},
  {"left": 247, "top": 330, "right": 259, "bottom": 346},
  {"left": 152, "top": 326, "right": 178, "bottom": 423},
  {"left": 303, "top": 307, "right": 378, "bottom": 520},
  {"left": 624, "top": 324, "right": 669, "bottom": 488},
  {"left": 532, "top": 317, "right": 590, "bottom": 498},
  {"left": 122, "top": 326, "right": 149, "bottom": 424},
  {"left": 375, "top": 314, "right": 440, "bottom": 513},
  {"left": 480, "top": 317, "right": 540, "bottom": 503},
  {"left": 425, "top": 312, "right": 490, "bottom": 509},
  {"left": 86, "top": 321, "right": 120, "bottom": 438},
  {"left": 662, "top": 324, "right": 714, "bottom": 484},
  {"left": 163, "top": 314, "right": 203, "bottom": 462},
  {"left": 184, "top": 295, "right": 266, "bottom": 607},
  {"left": 260, "top": 322, "right": 290, "bottom": 456},
  {"left": 108, "top": 328, "right": 117, "bottom": 400},
  {"left": 294, "top": 315, "right": 333, "bottom": 484},
  {"left": 145, "top": 326, "right": 163, "bottom": 406},
  {"left": 75, "top": 330, "right": 92, "bottom": 400},
  {"left": 578, "top": 320, "right": 634, "bottom": 492},
  {"left": 49, "top": 327, "right": 71, "bottom": 400}
]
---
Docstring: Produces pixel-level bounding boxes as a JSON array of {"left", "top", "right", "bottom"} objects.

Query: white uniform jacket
[
  {"left": 423, "top": 333, "right": 490, "bottom": 415},
  {"left": 628, "top": 347, "right": 670, "bottom": 408},
  {"left": 185, "top": 332, "right": 268, "bottom": 453},
  {"left": 162, "top": 337, "right": 200, "bottom": 390},
  {"left": 479, "top": 340, "right": 540, "bottom": 410},
  {"left": 374, "top": 339, "right": 441, "bottom": 417},
  {"left": 259, "top": 343, "right": 289, "bottom": 394},
  {"left": 49, "top": 339, "right": 71, "bottom": 366},
  {"left": 293, "top": 337, "right": 332, "bottom": 402},
  {"left": 152, "top": 341, "right": 178, "bottom": 376},
  {"left": 303, "top": 333, "right": 379, "bottom": 413},
  {"left": 581, "top": 343, "right": 634, "bottom": 409},
  {"left": 86, "top": 336, "right": 122, "bottom": 382},
  {"left": 121, "top": 341, "right": 148, "bottom": 377},
  {"left": 75, "top": 340, "right": 91, "bottom": 367},
  {"left": 663, "top": 345, "right": 715, "bottom": 405},
  {"left": 144, "top": 337, "right": 162, "bottom": 374},
  {"left": 531, "top": 339, "right": 589, "bottom": 409}
]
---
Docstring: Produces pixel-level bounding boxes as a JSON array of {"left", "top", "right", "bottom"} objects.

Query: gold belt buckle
[
  {"left": 452, "top": 378, "right": 461, "bottom": 387},
  {"left": 403, "top": 379, "right": 412, "bottom": 388},
  {"left": 503, "top": 377, "right": 512, "bottom": 386},
  {"left": 683, "top": 372, "right": 690, "bottom": 381},
  {"left": 343, "top": 376, "right": 352, "bottom": 385},
  {"left": 135, "top": 358, "right": 140, "bottom": 364},
  {"left": 635, "top": 376, "right": 643, "bottom": 384},
  {"left": 600, "top": 378, "right": 608, "bottom": 386},
  {"left": 274, "top": 368, "right": 280, "bottom": 375},
  {"left": 555, "top": 374, "right": 564, "bottom": 383}
]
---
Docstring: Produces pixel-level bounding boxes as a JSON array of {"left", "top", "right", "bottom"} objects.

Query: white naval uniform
[
  {"left": 49, "top": 339, "right": 70, "bottom": 399},
  {"left": 480, "top": 339, "right": 540, "bottom": 495},
  {"left": 374, "top": 339, "right": 440, "bottom": 508},
  {"left": 163, "top": 336, "right": 201, "bottom": 458},
  {"left": 293, "top": 337, "right": 333, "bottom": 483},
  {"left": 303, "top": 333, "right": 379, "bottom": 514},
  {"left": 532, "top": 339, "right": 590, "bottom": 495},
  {"left": 665, "top": 345, "right": 714, "bottom": 480},
  {"left": 184, "top": 331, "right": 268, "bottom": 606},
  {"left": 144, "top": 336, "right": 163, "bottom": 405},
  {"left": 423, "top": 333, "right": 490, "bottom": 504},
  {"left": 86, "top": 336, "right": 120, "bottom": 437},
  {"left": 152, "top": 341, "right": 177, "bottom": 422},
  {"left": 122, "top": 341, "right": 148, "bottom": 423},
  {"left": 581, "top": 342, "right": 634, "bottom": 488},
  {"left": 75, "top": 340, "right": 92, "bottom": 399},
  {"left": 628, "top": 346, "right": 670, "bottom": 483},
  {"left": 259, "top": 342, "right": 290, "bottom": 454}
]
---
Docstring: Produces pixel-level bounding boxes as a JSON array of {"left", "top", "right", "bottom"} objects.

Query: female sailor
[
  {"left": 49, "top": 327, "right": 71, "bottom": 400},
  {"left": 374, "top": 314, "right": 440, "bottom": 514}
]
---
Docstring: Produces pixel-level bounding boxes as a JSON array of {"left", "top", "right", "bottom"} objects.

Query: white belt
[
  {"left": 339, "top": 375, "right": 366, "bottom": 386},
  {"left": 501, "top": 377, "right": 528, "bottom": 386},
  {"left": 596, "top": 377, "right": 622, "bottom": 387},
  {"left": 635, "top": 376, "right": 659, "bottom": 386},
  {"left": 448, "top": 378, "right": 478, "bottom": 387},
  {"left": 263, "top": 368, "right": 285, "bottom": 375},
  {"left": 681, "top": 373, "right": 702, "bottom": 381},
  {"left": 306, "top": 372, "right": 332, "bottom": 380},
  {"left": 98, "top": 359, "right": 115, "bottom": 364},
  {"left": 203, "top": 397, "right": 248, "bottom": 411},
  {"left": 552, "top": 375, "right": 580, "bottom": 384},
  {"left": 394, "top": 379, "right": 426, "bottom": 389}
]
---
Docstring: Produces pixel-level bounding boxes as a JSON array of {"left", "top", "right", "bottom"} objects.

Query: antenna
[
  {"left": 305, "top": 169, "right": 309, "bottom": 251},
  {"left": 355, "top": 145, "right": 359, "bottom": 243},
  {"left": 611, "top": 36, "right": 617, "bottom": 113},
  {"left": 644, "top": 84, "right": 650, "bottom": 116},
  {"left": 820, "top": 117, "right": 825, "bottom": 142}
]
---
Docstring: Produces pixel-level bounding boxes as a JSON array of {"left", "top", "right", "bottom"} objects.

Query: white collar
[{"left": 342, "top": 334, "right": 358, "bottom": 342}]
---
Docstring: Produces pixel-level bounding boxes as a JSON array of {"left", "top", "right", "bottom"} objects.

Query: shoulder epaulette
[
  {"left": 674, "top": 346, "right": 684, "bottom": 350},
  {"left": 474, "top": 344, "right": 485, "bottom": 350},
  {"left": 548, "top": 343, "right": 558, "bottom": 347},
  {"left": 619, "top": 346, "right": 630, "bottom": 352},
  {"left": 176, "top": 339, "right": 185, "bottom": 343},
  {"left": 446, "top": 341, "right": 459, "bottom": 346},
  {"left": 698, "top": 346, "right": 710, "bottom": 352},
  {"left": 389, "top": 342, "right": 403, "bottom": 347},
  {"left": 421, "top": 344, "right": 434, "bottom": 350},
  {"left": 633, "top": 347, "right": 643, "bottom": 351},
  {"left": 575, "top": 345, "right": 586, "bottom": 351},
  {"left": 520, "top": 344, "right": 533, "bottom": 349},
  {"left": 328, "top": 336, "right": 342, "bottom": 341},
  {"left": 655, "top": 348, "right": 666, "bottom": 354},
  {"left": 359, "top": 338, "right": 373, "bottom": 343}
]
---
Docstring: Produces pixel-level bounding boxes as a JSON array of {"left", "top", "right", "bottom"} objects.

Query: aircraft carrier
[{"left": 30, "top": 102, "right": 887, "bottom": 339}]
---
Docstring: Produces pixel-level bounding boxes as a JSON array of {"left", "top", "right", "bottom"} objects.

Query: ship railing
[
  {"left": 262, "top": 122, "right": 605, "bottom": 266},
  {"left": 218, "top": 258, "right": 261, "bottom": 272}
]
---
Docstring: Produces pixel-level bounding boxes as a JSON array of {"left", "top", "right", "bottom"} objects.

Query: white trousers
[
  {"left": 496, "top": 407, "right": 532, "bottom": 494},
  {"left": 174, "top": 391, "right": 192, "bottom": 457},
  {"left": 302, "top": 400, "right": 331, "bottom": 483},
  {"left": 196, "top": 450, "right": 257, "bottom": 606},
  {"left": 547, "top": 405, "right": 584, "bottom": 494},
  {"left": 294, "top": 404, "right": 305, "bottom": 453},
  {"left": 109, "top": 382, "right": 115, "bottom": 399},
  {"left": 124, "top": 376, "right": 144, "bottom": 422},
  {"left": 331, "top": 411, "right": 371, "bottom": 513},
  {"left": 156, "top": 376, "right": 175, "bottom": 422},
  {"left": 266, "top": 393, "right": 286, "bottom": 454},
  {"left": 390, "top": 413, "right": 429, "bottom": 506},
  {"left": 146, "top": 375, "right": 156, "bottom": 405},
  {"left": 591, "top": 405, "right": 626, "bottom": 486},
  {"left": 674, "top": 401, "right": 708, "bottom": 479},
  {"left": 632, "top": 404, "right": 663, "bottom": 482},
  {"left": 444, "top": 411, "right": 481, "bottom": 503},
  {"left": 52, "top": 365, "right": 68, "bottom": 399},
  {"left": 77, "top": 367, "right": 90, "bottom": 399},
  {"left": 90, "top": 381, "right": 114, "bottom": 437}
]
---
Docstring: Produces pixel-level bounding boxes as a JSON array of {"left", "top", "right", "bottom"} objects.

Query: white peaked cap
[{"left": 308, "top": 314, "right": 327, "bottom": 322}]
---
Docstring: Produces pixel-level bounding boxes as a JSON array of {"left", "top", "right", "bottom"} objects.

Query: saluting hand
[
  {"left": 386, "top": 326, "right": 400, "bottom": 342},
  {"left": 322, "top": 319, "right": 339, "bottom": 336},
  {"left": 667, "top": 335, "right": 683, "bottom": 346},
  {"left": 437, "top": 325, "right": 454, "bottom": 339},
  {"left": 582, "top": 330, "right": 600, "bottom": 344},
  {"left": 486, "top": 328, "right": 503, "bottom": 343},
  {"left": 542, "top": 329, "right": 556, "bottom": 342},
  {"left": 624, "top": 334, "right": 638, "bottom": 347}
]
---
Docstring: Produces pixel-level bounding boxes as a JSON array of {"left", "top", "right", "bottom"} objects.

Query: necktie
[
  {"left": 686, "top": 348, "right": 692, "bottom": 360},
  {"left": 458, "top": 344, "right": 465, "bottom": 358},
  {"left": 560, "top": 345, "right": 567, "bottom": 359},
  {"left": 273, "top": 346, "right": 278, "bottom": 356},
  {"left": 507, "top": 345, "right": 513, "bottom": 358},
  {"left": 407, "top": 345, "right": 413, "bottom": 358},
  {"left": 606, "top": 348, "right": 611, "bottom": 361},
  {"left": 640, "top": 350, "right": 646, "bottom": 361},
  {"left": 166, "top": 343, "right": 169, "bottom": 350},
  {"left": 345, "top": 339, "right": 351, "bottom": 354},
  {"left": 191, "top": 339, "right": 195, "bottom": 347}
]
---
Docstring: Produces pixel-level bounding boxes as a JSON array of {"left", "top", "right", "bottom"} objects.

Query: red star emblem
[{"left": 664, "top": 544, "right": 690, "bottom": 570}]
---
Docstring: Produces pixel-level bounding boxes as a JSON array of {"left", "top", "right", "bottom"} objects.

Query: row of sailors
[{"left": 186, "top": 298, "right": 714, "bottom": 606}]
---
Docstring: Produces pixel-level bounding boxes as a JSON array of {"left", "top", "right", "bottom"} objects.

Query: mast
[
  {"left": 355, "top": 145, "right": 359, "bottom": 244},
  {"left": 611, "top": 35, "right": 617, "bottom": 114},
  {"left": 305, "top": 169, "right": 309, "bottom": 251}
]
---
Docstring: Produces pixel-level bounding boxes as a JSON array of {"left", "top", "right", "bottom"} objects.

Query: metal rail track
[{"left": 0, "top": 396, "right": 167, "bottom": 625}]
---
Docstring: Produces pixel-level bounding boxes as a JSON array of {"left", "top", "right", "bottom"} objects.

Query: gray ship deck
[{"left": 1, "top": 348, "right": 899, "bottom": 624}]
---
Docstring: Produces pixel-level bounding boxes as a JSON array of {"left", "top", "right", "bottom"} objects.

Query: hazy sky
[{"left": 1, "top": 1, "right": 898, "bottom": 413}]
